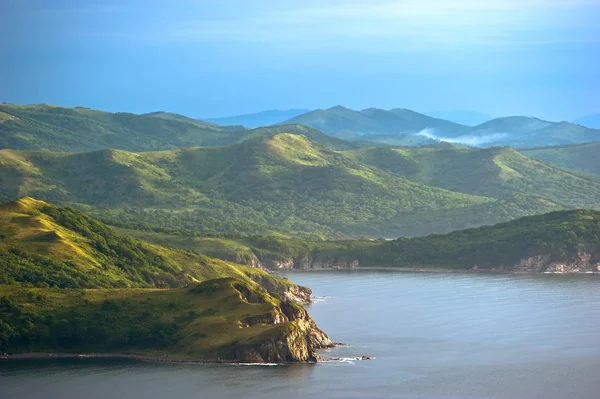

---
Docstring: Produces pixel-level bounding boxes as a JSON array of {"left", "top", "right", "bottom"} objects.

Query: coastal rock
[
  {"left": 261, "top": 256, "right": 360, "bottom": 271},
  {"left": 513, "top": 251, "right": 600, "bottom": 273},
  {"left": 234, "top": 300, "right": 333, "bottom": 363},
  {"left": 253, "top": 275, "right": 313, "bottom": 304}
]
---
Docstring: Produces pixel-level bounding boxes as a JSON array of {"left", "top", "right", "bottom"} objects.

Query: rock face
[
  {"left": 513, "top": 251, "right": 600, "bottom": 273},
  {"left": 234, "top": 301, "right": 333, "bottom": 363},
  {"left": 261, "top": 257, "right": 360, "bottom": 271},
  {"left": 252, "top": 275, "right": 313, "bottom": 304}
]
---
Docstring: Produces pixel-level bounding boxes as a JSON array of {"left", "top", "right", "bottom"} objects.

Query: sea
[{"left": 2, "top": 270, "right": 600, "bottom": 399}]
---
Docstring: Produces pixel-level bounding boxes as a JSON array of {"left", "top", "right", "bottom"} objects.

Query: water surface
[{"left": 3, "top": 271, "right": 600, "bottom": 399}]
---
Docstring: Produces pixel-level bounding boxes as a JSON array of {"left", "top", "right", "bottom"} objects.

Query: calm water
[{"left": 3, "top": 271, "right": 600, "bottom": 399}]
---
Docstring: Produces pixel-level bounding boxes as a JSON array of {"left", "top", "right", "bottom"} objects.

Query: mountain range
[
  {"left": 3, "top": 103, "right": 599, "bottom": 151},
  {"left": 280, "top": 106, "right": 600, "bottom": 148}
]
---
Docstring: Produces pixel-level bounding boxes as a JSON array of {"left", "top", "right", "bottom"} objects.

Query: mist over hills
[{"left": 281, "top": 107, "right": 600, "bottom": 148}]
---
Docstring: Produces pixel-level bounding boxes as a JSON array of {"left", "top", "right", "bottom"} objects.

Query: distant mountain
[
  {"left": 281, "top": 106, "right": 467, "bottom": 139},
  {"left": 3, "top": 134, "right": 600, "bottom": 239},
  {"left": 572, "top": 114, "right": 600, "bottom": 129},
  {"left": 424, "top": 110, "right": 492, "bottom": 126},
  {"left": 424, "top": 116, "right": 600, "bottom": 148},
  {"left": 281, "top": 107, "right": 600, "bottom": 148},
  {"left": 206, "top": 109, "right": 310, "bottom": 128},
  {"left": 521, "top": 142, "right": 600, "bottom": 176}
]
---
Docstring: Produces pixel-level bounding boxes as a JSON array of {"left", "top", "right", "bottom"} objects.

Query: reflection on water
[{"left": 3, "top": 271, "right": 600, "bottom": 399}]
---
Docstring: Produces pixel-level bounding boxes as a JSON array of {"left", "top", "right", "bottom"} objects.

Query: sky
[{"left": 1, "top": 0, "right": 599, "bottom": 120}]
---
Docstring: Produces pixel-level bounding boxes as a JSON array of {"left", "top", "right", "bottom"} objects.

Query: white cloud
[{"left": 417, "top": 128, "right": 509, "bottom": 146}]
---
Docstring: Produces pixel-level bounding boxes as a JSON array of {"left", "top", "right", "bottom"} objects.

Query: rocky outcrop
[
  {"left": 261, "top": 257, "right": 360, "bottom": 271},
  {"left": 513, "top": 251, "right": 600, "bottom": 273},
  {"left": 251, "top": 275, "right": 313, "bottom": 304},
  {"left": 234, "top": 300, "right": 333, "bottom": 363}
]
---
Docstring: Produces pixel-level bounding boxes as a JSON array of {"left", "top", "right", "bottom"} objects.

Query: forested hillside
[{"left": 2, "top": 133, "right": 600, "bottom": 238}]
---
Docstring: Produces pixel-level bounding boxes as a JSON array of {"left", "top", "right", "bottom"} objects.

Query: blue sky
[{"left": 1, "top": 0, "right": 599, "bottom": 120}]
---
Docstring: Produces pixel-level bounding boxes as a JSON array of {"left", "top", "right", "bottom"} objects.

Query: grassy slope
[
  {"left": 0, "top": 104, "right": 249, "bottom": 152},
  {"left": 0, "top": 197, "right": 293, "bottom": 291},
  {"left": 1, "top": 134, "right": 512, "bottom": 238},
  {"left": 0, "top": 278, "right": 307, "bottom": 360},
  {"left": 521, "top": 142, "right": 600, "bottom": 176}
]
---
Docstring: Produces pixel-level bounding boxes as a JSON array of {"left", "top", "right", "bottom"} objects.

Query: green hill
[
  {"left": 0, "top": 135, "right": 537, "bottom": 238},
  {"left": 350, "top": 145, "right": 600, "bottom": 209},
  {"left": 0, "top": 197, "right": 304, "bottom": 297},
  {"left": 521, "top": 142, "right": 600, "bottom": 176},
  {"left": 3, "top": 134, "right": 600, "bottom": 238},
  {"left": 0, "top": 104, "right": 357, "bottom": 153}
]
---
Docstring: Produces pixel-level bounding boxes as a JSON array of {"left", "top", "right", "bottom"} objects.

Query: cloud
[
  {"left": 150, "top": 0, "right": 600, "bottom": 49},
  {"left": 417, "top": 129, "right": 509, "bottom": 146}
]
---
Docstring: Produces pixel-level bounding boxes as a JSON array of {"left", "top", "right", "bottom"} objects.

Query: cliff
[{"left": 234, "top": 301, "right": 333, "bottom": 363}]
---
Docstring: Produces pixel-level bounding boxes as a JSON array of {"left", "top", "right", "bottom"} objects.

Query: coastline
[
  {"left": 0, "top": 352, "right": 228, "bottom": 364},
  {"left": 275, "top": 267, "right": 600, "bottom": 274}
]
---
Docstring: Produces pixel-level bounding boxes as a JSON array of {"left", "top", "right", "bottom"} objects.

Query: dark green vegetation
[
  {"left": 129, "top": 211, "right": 600, "bottom": 273},
  {"left": 3, "top": 134, "right": 600, "bottom": 238},
  {"left": 0, "top": 278, "right": 326, "bottom": 361},
  {"left": 355, "top": 209, "right": 600, "bottom": 271},
  {"left": 522, "top": 142, "right": 600, "bottom": 176},
  {"left": 0, "top": 104, "right": 354, "bottom": 152}
]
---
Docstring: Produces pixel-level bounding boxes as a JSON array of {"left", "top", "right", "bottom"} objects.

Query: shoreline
[
  {"left": 0, "top": 352, "right": 229, "bottom": 364},
  {"left": 275, "top": 267, "right": 600, "bottom": 274}
]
